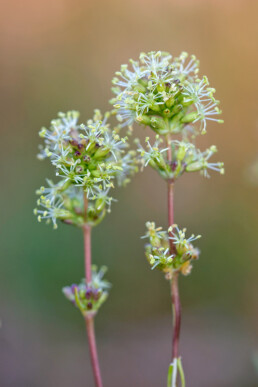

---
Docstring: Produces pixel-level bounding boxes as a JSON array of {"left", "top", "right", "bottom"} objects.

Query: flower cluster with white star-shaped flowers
[
  {"left": 111, "top": 51, "right": 223, "bottom": 135},
  {"left": 142, "top": 222, "right": 201, "bottom": 278},
  {"left": 111, "top": 51, "right": 224, "bottom": 183},
  {"left": 34, "top": 110, "right": 138, "bottom": 229}
]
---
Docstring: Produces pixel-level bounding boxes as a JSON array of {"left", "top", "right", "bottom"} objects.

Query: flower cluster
[
  {"left": 136, "top": 136, "right": 224, "bottom": 179},
  {"left": 34, "top": 110, "right": 138, "bottom": 228},
  {"left": 111, "top": 51, "right": 223, "bottom": 135},
  {"left": 63, "top": 266, "right": 110, "bottom": 317},
  {"left": 143, "top": 222, "right": 201, "bottom": 277}
]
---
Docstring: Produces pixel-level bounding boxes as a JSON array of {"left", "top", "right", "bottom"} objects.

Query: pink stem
[
  {"left": 85, "top": 316, "right": 103, "bottom": 387},
  {"left": 83, "top": 193, "right": 103, "bottom": 387},
  {"left": 167, "top": 137, "right": 181, "bottom": 361},
  {"left": 83, "top": 224, "right": 92, "bottom": 283}
]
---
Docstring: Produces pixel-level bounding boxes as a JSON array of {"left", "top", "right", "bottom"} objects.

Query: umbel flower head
[
  {"left": 34, "top": 110, "right": 138, "bottom": 228},
  {"left": 63, "top": 266, "right": 110, "bottom": 317},
  {"left": 142, "top": 222, "right": 201, "bottom": 277},
  {"left": 111, "top": 51, "right": 223, "bottom": 135}
]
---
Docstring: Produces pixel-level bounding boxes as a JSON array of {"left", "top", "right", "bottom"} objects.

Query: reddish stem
[
  {"left": 85, "top": 316, "right": 103, "bottom": 387},
  {"left": 83, "top": 223, "right": 92, "bottom": 283},
  {"left": 167, "top": 137, "right": 181, "bottom": 361},
  {"left": 167, "top": 178, "right": 176, "bottom": 255},
  {"left": 171, "top": 271, "right": 181, "bottom": 360},
  {"left": 83, "top": 193, "right": 103, "bottom": 387}
]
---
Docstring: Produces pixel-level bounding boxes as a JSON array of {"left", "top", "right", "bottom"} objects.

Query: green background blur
[{"left": 1, "top": 0, "right": 257, "bottom": 386}]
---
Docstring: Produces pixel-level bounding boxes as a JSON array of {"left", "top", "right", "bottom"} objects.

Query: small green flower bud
[
  {"left": 94, "top": 146, "right": 111, "bottom": 159},
  {"left": 95, "top": 198, "right": 105, "bottom": 212},
  {"left": 210, "top": 145, "right": 217, "bottom": 153},
  {"left": 150, "top": 103, "right": 162, "bottom": 112},
  {"left": 39, "top": 127, "right": 47, "bottom": 138},
  {"left": 165, "top": 96, "right": 175, "bottom": 108},
  {"left": 156, "top": 83, "right": 165, "bottom": 93},
  {"left": 150, "top": 117, "right": 166, "bottom": 131},
  {"left": 181, "top": 112, "right": 198, "bottom": 123},
  {"left": 186, "top": 161, "right": 203, "bottom": 172},
  {"left": 149, "top": 255, "right": 155, "bottom": 265},
  {"left": 136, "top": 115, "right": 151, "bottom": 126},
  {"left": 134, "top": 84, "right": 146, "bottom": 93},
  {"left": 138, "top": 77, "right": 148, "bottom": 88},
  {"left": 181, "top": 97, "right": 194, "bottom": 107},
  {"left": 177, "top": 145, "right": 187, "bottom": 161}
]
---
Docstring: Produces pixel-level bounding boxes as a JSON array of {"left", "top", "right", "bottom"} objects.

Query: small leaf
[
  {"left": 178, "top": 357, "right": 185, "bottom": 387},
  {"left": 167, "top": 363, "right": 173, "bottom": 387},
  {"left": 167, "top": 358, "right": 178, "bottom": 387}
]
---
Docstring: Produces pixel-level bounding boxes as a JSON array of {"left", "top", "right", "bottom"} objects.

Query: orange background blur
[{"left": 0, "top": 0, "right": 257, "bottom": 386}]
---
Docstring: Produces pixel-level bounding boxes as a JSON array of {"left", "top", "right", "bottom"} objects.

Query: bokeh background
[{"left": 1, "top": 0, "right": 258, "bottom": 386}]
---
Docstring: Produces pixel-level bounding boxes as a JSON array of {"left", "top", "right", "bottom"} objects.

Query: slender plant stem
[
  {"left": 85, "top": 316, "right": 103, "bottom": 387},
  {"left": 83, "top": 223, "right": 92, "bottom": 283},
  {"left": 171, "top": 272, "right": 181, "bottom": 360},
  {"left": 166, "top": 137, "right": 182, "bottom": 362},
  {"left": 83, "top": 193, "right": 103, "bottom": 387}
]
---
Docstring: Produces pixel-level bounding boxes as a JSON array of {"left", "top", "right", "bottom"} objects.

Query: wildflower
[
  {"left": 137, "top": 137, "right": 224, "bottom": 180},
  {"left": 111, "top": 51, "right": 223, "bottom": 136},
  {"left": 34, "top": 198, "right": 74, "bottom": 229},
  {"left": 62, "top": 266, "right": 110, "bottom": 317},
  {"left": 35, "top": 110, "right": 138, "bottom": 229},
  {"left": 143, "top": 222, "right": 201, "bottom": 275},
  {"left": 168, "top": 224, "right": 201, "bottom": 256}
]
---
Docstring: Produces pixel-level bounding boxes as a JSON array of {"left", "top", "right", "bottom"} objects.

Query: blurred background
[{"left": 0, "top": 0, "right": 258, "bottom": 386}]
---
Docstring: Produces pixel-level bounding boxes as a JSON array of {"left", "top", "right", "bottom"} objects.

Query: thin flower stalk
[
  {"left": 166, "top": 136, "right": 181, "bottom": 361},
  {"left": 83, "top": 194, "right": 102, "bottom": 387},
  {"left": 112, "top": 51, "right": 224, "bottom": 385},
  {"left": 35, "top": 109, "right": 138, "bottom": 386}
]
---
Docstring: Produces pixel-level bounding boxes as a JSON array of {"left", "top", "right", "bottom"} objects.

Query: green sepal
[{"left": 74, "top": 287, "right": 86, "bottom": 316}]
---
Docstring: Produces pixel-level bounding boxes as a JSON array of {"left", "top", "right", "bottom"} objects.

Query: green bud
[
  {"left": 136, "top": 115, "right": 151, "bottom": 126},
  {"left": 150, "top": 236, "right": 161, "bottom": 247},
  {"left": 177, "top": 145, "right": 187, "bottom": 161},
  {"left": 171, "top": 104, "right": 183, "bottom": 115},
  {"left": 138, "top": 77, "right": 148, "bottom": 88},
  {"left": 39, "top": 127, "right": 47, "bottom": 138},
  {"left": 165, "top": 96, "right": 175, "bottom": 108},
  {"left": 87, "top": 141, "right": 98, "bottom": 153},
  {"left": 149, "top": 255, "right": 155, "bottom": 265},
  {"left": 94, "top": 146, "right": 110, "bottom": 159},
  {"left": 181, "top": 112, "right": 199, "bottom": 123},
  {"left": 156, "top": 83, "right": 165, "bottom": 93},
  {"left": 95, "top": 198, "right": 105, "bottom": 212},
  {"left": 181, "top": 97, "right": 194, "bottom": 107},
  {"left": 150, "top": 103, "right": 162, "bottom": 112},
  {"left": 150, "top": 116, "right": 166, "bottom": 131},
  {"left": 156, "top": 155, "right": 168, "bottom": 171},
  {"left": 134, "top": 84, "right": 146, "bottom": 93},
  {"left": 148, "top": 159, "right": 158, "bottom": 169},
  {"left": 91, "top": 170, "right": 101, "bottom": 178},
  {"left": 186, "top": 161, "right": 203, "bottom": 172}
]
